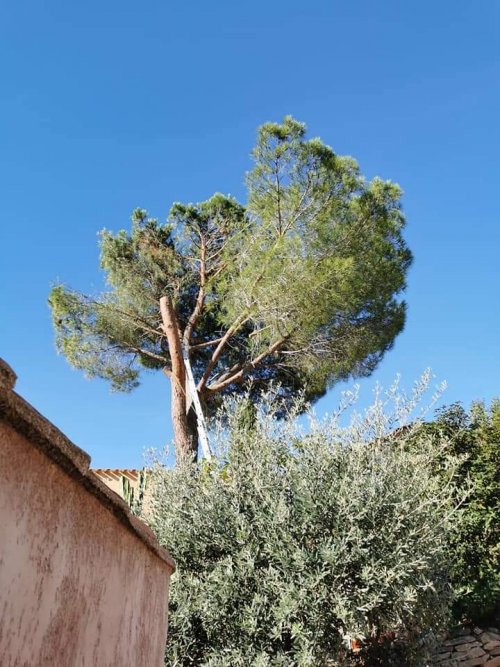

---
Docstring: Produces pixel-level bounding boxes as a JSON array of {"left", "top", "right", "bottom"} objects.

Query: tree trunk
[
  {"left": 186, "top": 404, "right": 199, "bottom": 455},
  {"left": 160, "top": 296, "right": 199, "bottom": 462},
  {"left": 170, "top": 374, "right": 199, "bottom": 461}
]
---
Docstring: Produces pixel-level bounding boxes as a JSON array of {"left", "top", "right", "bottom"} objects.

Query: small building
[
  {"left": 0, "top": 358, "right": 175, "bottom": 666},
  {"left": 93, "top": 468, "right": 144, "bottom": 501}
]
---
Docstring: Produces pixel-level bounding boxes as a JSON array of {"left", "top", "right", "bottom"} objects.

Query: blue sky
[{"left": 1, "top": 1, "right": 499, "bottom": 468}]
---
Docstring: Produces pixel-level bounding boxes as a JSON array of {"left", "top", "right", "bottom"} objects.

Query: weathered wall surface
[{"left": 0, "top": 360, "right": 175, "bottom": 667}]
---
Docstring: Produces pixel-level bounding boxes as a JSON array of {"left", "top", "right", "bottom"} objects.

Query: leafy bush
[
  {"left": 427, "top": 401, "right": 500, "bottom": 622},
  {"left": 144, "top": 380, "right": 465, "bottom": 666}
]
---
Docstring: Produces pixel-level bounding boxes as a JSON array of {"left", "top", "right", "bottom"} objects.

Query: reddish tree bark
[{"left": 160, "top": 296, "right": 198, "bottom": 460}]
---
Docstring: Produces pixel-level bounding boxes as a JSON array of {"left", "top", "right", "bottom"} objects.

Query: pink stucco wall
[{"left": 0, "top": 360, "right": 175, "bottom": 667}]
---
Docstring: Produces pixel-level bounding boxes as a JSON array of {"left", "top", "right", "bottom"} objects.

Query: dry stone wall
[{"left": 429, "top": 625, "right": 500, "bottom": 667}]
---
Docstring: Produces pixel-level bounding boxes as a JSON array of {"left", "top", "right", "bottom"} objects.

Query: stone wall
[
  {"left": 0, "top": 359, "right": 175, "bottom": 667},
  {"left": 429, "top": 625, "right": 500, "bottom": 667}
]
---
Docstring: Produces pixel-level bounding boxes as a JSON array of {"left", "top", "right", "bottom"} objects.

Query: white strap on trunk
[{"left": 182, "top": 344, "right": 212, "bottom": 461}]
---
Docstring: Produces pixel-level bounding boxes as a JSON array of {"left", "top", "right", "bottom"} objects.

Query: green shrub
[
  {"left": 144, "top": 381, "right": 465, "bottom": 666},
  {"left": 429, "top": 401, "right": 500, "bottom": 623}
]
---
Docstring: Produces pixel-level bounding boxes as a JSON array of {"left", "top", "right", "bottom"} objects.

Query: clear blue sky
[{"left": 1, "top": 1, "right": 499, "bottom": 468}]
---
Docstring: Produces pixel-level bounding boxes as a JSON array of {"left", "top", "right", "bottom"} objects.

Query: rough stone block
[
  {"left": 434, "top": 653, "right": 452, "bottom": 662},
  {"left": 461, "top": 656, "right": 488, "bottom": 667},
  {"left": 484, "top": 641, "right": 500, "bottom": 652},
  {"left": 456, "top": 642, "right": 481, "bottom": 653},
  {"left": 446, "top": 637, "right": 477, "bottom": 647},
  {"left": 483, "top": 633, "right": 500, "bottom": 644},
  {"left": 467, "top": 647, "right": 486, "bottom": 659}
]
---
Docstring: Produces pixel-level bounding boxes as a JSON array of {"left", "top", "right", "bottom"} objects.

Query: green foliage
[
  {"left": 144, "top": 381, "right": 464, "bottom": 666},
  {"left": 49, "top": 116, "right": 411, "bottom": 418},
  {"left": 122, "top": 471, "right": 148, "bottom": 514},
  {"left": 428, "top": 401, "right": 500, "bottom": 622}
]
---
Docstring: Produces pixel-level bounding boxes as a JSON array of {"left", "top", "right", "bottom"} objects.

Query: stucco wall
[{"left": 0, "top": 360, "right": 175, "bottom": 667}]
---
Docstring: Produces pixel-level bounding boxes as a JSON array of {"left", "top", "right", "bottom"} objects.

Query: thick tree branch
[
  {"left": 197, "top": 313, "right": 250, "bottom": 392},
  {"left": 208, "top": 358, "right": 289, "bottom": 388},
  {"left": 206, "top": 335, "right": 289, "bottom": 394}
]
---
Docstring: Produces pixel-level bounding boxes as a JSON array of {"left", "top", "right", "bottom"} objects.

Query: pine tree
[{"left": 49, "top": 117, "right": 412, "bottom": 461}]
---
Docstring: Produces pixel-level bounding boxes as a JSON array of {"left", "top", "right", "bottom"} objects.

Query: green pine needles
[{"left": 49, "top": 116, "right": 412, "bottom": 461}]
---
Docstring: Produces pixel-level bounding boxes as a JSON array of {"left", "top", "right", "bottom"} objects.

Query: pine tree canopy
[{"left": 49, "top": 116, "right": 412, "bottom": 458}]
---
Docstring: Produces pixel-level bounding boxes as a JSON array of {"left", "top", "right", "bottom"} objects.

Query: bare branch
[
  {"left": 189, "top": 336, "right": 225, "bottom": 351},
  {"left": 249, "top": 324, "right": 272, "bottom": 338},
  {"left": 104, "top": 332, "right": 167, "bottom": 365},
  {"left": 207, "top": 262, "right": 227, "bottom": 282},
  {"left": 183, "top": 235, "right": 206, "bottom": 345},
  {"left": 92, "top": 301, "right": 163, "bottom": 340},
  {"left": 274, "top": 157, "right": 283, "bottom": 235},
  {"left": 128, "top": 346, "right": 167, "bottom": 364}
]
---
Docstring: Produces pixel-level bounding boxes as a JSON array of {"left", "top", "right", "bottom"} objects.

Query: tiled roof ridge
[
  {"left": 93, "top": 468, "right": 143, "bottom": 474},
  {"left": 0, "top": 358, "right": 175, "bottom": 573}
]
